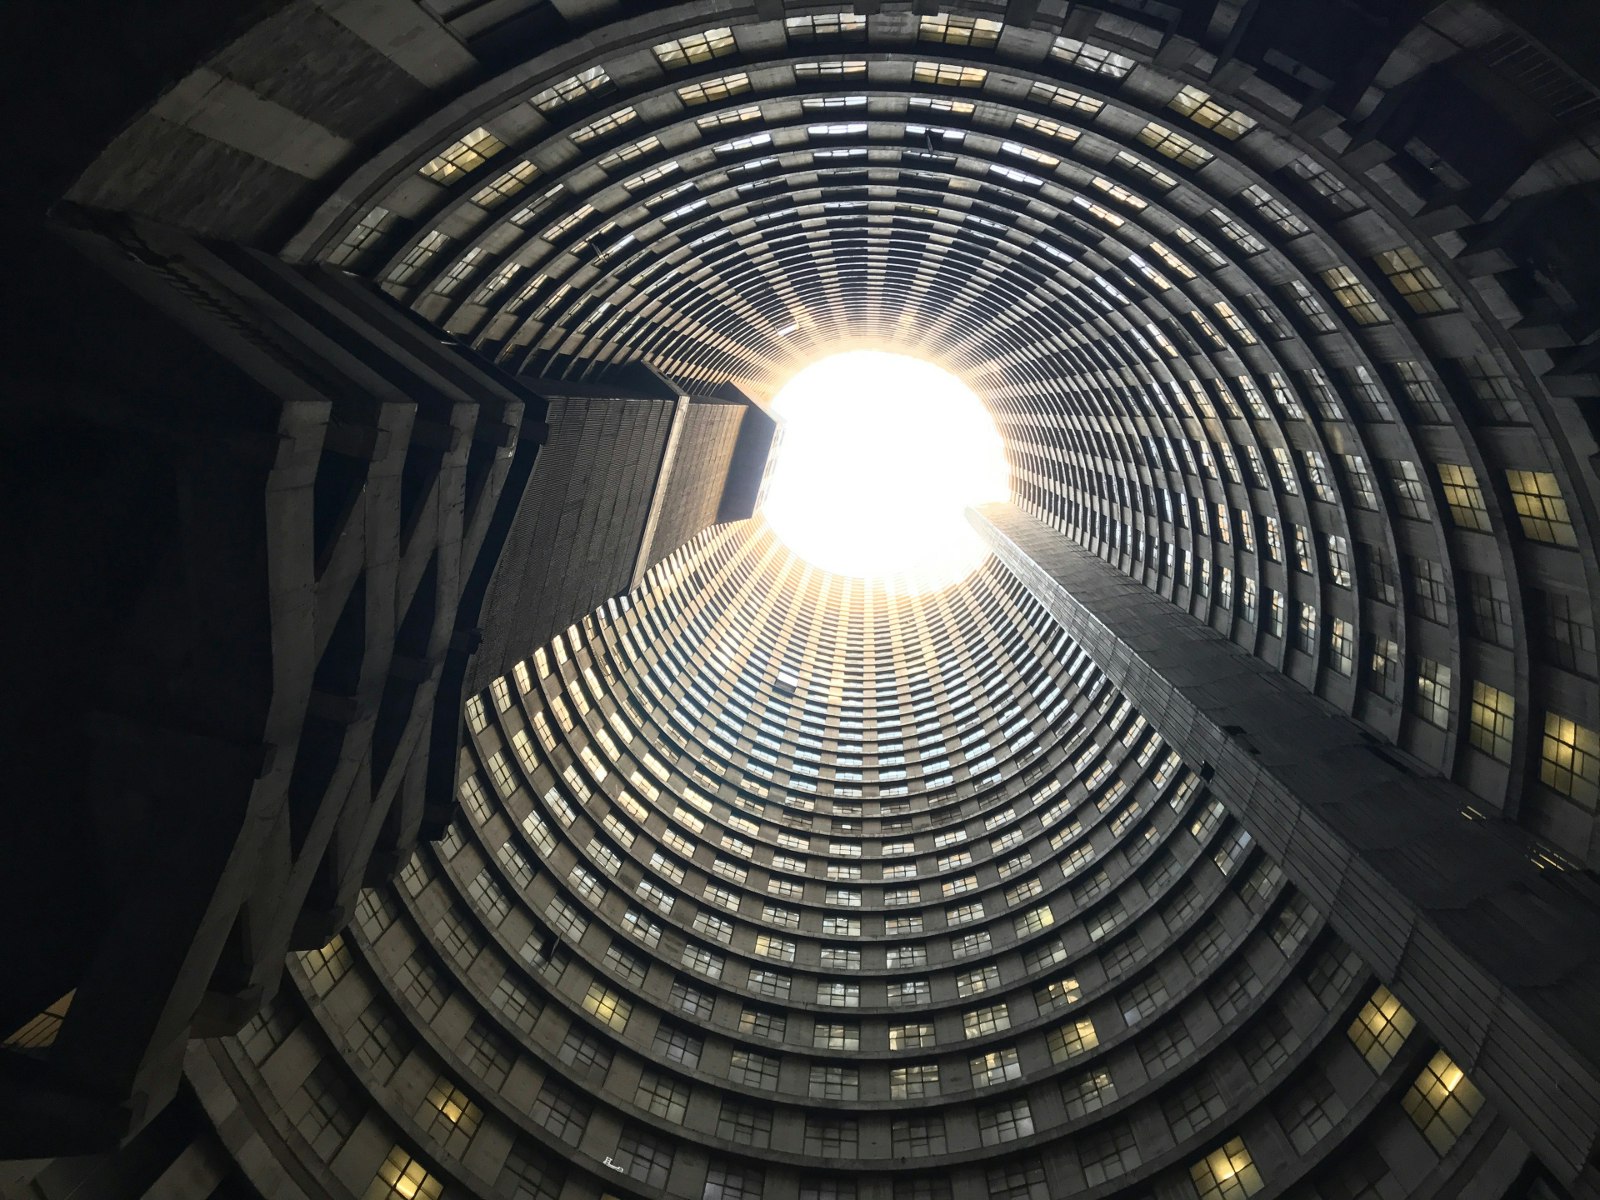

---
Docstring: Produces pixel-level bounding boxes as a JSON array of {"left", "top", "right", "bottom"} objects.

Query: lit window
[
  {"left": 914, "top": 61, "right": 988, "bottom": 88},
  {"left": 1540, "top": 713, "right": 1599, "bottom": 809},
  {"left": 918, "top": 13, "right": 1002, "bottom": 48},
  {"left": 1374, "top": 247, "right": 1458, "bottom": 314},
  {"left": 653, "top": 26, "right": 735, "bottom": 70},
  {"left": 1136, "top": 122, "right": 1213, "bottom": 167},
  {"left": 1169, "top": 86, "right": 1257, "bottom": 138},
  {"left": 570, "top": 107, "right": 636, "bottom": 144},
  {"left": 1348, "top": 984, "right": 1415, "bottom": 1069},
  {"left": 1317, "top": 265, "right": 1385, "bottom": 324},
  {"left": 1047, "top": 1018, "right": 1099, "bottom": 1062},
  {"left": 1190, "top": 1137, "right": 1264, "bottom": 1200},
  {"left": 1403, "top": 1051, "right": 1485, "bottom": 1153},
  {"left": 1505, "top": 470, "right": 1578, "bottom": 547},
  {"left": 786, "top": 13, "right": 867, "bottom": 40},
  {"left": 1436, "top": 464, "right": 1492, "bottom": 532},
  {"left": 677, "top": 72, "right": 751, "bottom": 105},
  {"left": 1030, "top": 81, "right": 1104, "bottom": 115},
  {"left": 368, "top": 1147, "right": 442, "bottom": 1200},
  {"left": 419, "top": 127, "right": 504, "bottom": 182},
  {"left": 1468, "top": 682, "right": 1515, "bottom": 761}
]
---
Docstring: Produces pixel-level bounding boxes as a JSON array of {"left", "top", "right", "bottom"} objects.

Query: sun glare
[{"left": 760, "top": 349, "right": 1010, "bottom": 588}]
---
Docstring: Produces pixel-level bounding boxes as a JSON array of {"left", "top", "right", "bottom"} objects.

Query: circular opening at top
[{"left": 760, "top": 348, "right": 1011, "bottom": 590}]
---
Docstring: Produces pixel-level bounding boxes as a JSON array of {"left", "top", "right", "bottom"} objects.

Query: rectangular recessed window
[
  {"left": 1375, "top": 247, "right": 1458, "bottom": 314},
  {"left": 914, "top": 61, "right": 988, "bottom": 88},
  {"left": 530, "top": 66, "right": 610, "bottom": 113},
  {"left": 370, "top": 1147, "right": 442, "bottom": 1200},
  {"left": 1320, "top": 266, "right": 1386, "bottom": 324},
  {"left": 1050, "top": 36, "right": 1135, "bottom": 78},
  {"left": 1540, "top": 713, "right": 1600, "bottom": 809},
  {"left": 1468, "top": 682, "right": 1515, "bottom": 761},
  {"left": 419, "top": 127, "right": 504, "bottom": 182},
  {"left": 1348, "top": 984, "right": 1415, "bottom": 1069},
  {"left": 1505, "top": 470, "right": 1578, "bottom": 546},
  {"left": 1169, "top": 85, "right": 1257, "bottom": 138},
  {"left": 1415, "top": 657, "right": 1453, "bottom": 727},
  {"left": 918, "top": 13, "right": 1002, "bottom": 47},
  {"left": 1437, "top": 464, "right": 1492, "bottom": 532},
  {"left": 1030, "top": 81, "right": 1104, "bottom": 115},
  {"left": 1403, "top": 1051, "right": 1485, "bottom": 1153},
  {"left": 653, "top": 26, "right": 735, "bottom": 69},
  {"left": 677, "top": 72, "right": 751, "bottom": 105},
  {"left": 1190, "top": 1137, "right": 1263, "bottom": 1200},
  {"left": 1136, "top": 122, "right": 1213, "bottom": 167}
]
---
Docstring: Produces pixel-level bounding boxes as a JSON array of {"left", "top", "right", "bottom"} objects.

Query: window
[
  {"left": 1321, "top": 266, "right": 1386, "bottom": 325},
  {"left": 419, "top": 127, "right": 504, "bottom": 182},
  {"left": 636, "top": 1072, "right": 688, "bottom": 1121},
  {"left": 1349, "top": 984, "right": 1415, "bottom": 1070},
  {"left": 731, "top": 1049, "right": 781, "bottom": 1090},
  {"left": 1437, "top": 464, "right": 1492, "bottom": 532},
  {"left": 1466, "top": 572, "right": 1513, "bottom": 647},
  {"left": 918, "top": 13, "right": 1002, "bottom": 47},
  {"left": 1375, "top": 247, "right": 1457, "bottom": 314},
  {"left": 677, "top": 72, "right": 750, "bottom": 105},
  {"left": 1050, "top": 36, "right": 1134, "bottom": 78},
  {"left": 299, "top": 935, "right": 352, "bottom": 995},
  {"left": 814, "top": 1022, "right": 859, "bottom": 1050},
  {"left": 1410, "top": 558, "right": 1450, "bottom": 624},
  {"left": 705, "top": 1162, "right": 764, "bottom": 1200},
  {"left": 913, "top": 60, "right": 988, "bottom": 88},
  {"left": 1047, "top": 1018, "right": 1099, "bottom": 1062},
  {"left": 1329, "top": 618, "right": 1355, "bottom": 676},
  {"left": 417, "top": 1076, "right": 482, "bottom": 1151},
  {"left": 530, "top": 66, "right": 610, "bottom": 113},
  {"left": 582, "top": 981, "right": 631, "bottom": 1031},
  {"left": 1404, "top": 1051, "right": 1485, "bottom": 1152},
  {"left": 1137, "top": 123, "right": 1213, "bottom": 167},
  {"left": 970, "top": 1048, "right": 1022, "bottom": 1089},
  {"left": 653, "top": 26, "right": 734, "bottom": 69},
  {"left": 717, "top": 1102, "right": 772, "bottom": 1148},
  {"left": 892, "top": 1063, "right": 940, "bottom": 1098},
  {"left": 1541, "top": 713, "right": 1600, "bottom": 809},
  {"left": 1468, "top": 682, "right": 1515, "bottom": 761},
  {"left": 1415, "top": 658, "right": 1453, "bottom": 728},
  {"left": 367, "top": 1147, "right": 442, "bottom": 1200},
  {"left": 1168, "top": 85, "right": 1256, "bottom": 137},
  {"left": 893, "top": 1116, "right": 947, "bottom": 1157},
  {"left": 977, "top": 1098, "right": 1034, "bottom": 1145},
  {"left": 1190, "top": 1137, "right": 1263, "bottom": 1200},
  {"left": 809, "top": 1063, "right": 859, "bottom": 1100},
  {"left": 891, "top": 1022, "right": 936, "bottom": 1050},
  {"left": 1505, "top": 470, "right": 1579, "bottom": 547},
  {"left": 1164, "top": 1074, "right": 1225, "bottom": 1141}
]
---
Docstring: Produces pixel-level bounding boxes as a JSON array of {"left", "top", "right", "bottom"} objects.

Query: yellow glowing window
[
  {"left": 1436, "top": 463, "right": 1492, "bottom": 532},
  {"left": 1375, "top": 247, "right": 1458, "bottom": 314},
  {"left": 1505, "top": 470, "right": 1578, "bottom": 546},
  {"left": 914, "top": 61, "right": 988, "bottom": 88},
  {"left": 1030, "top": 81, "right": 1104, "bottom": 115},
  {"left": 368, "top": 1147, "right": 442, "bottom": 1200},
  {"left": 418, "top": 127, "right": 504, "bottom": 183},
  {"left": 918, "top": 13, "right": 1002, "bottom": 47},
  {"left": 1137, "top": 121, "right": 1213, "bottom": 167},
  {"left": 1403, "top": 1051, "right": 1485, "bottom": 1153},
  {"left": 583, "top": 981, "right": 632, "bottom": 1030},
  {"left": 653, "top": 26, "right": 735, "bottom": 70},
  {"left": 1013, "top": 113, "right": 1080, "bottom": 143},
  {"left": 677, "top": 72, "right": 751, "bottom": 105},
  {"left": 1541, "top": 712, "right": 1599, "bottom": 809},
  {"left": 1190, "top": 1137, "right": 1264, "bottom": 1200},
  {"left": 1348, "top": 984, "right": 1415, "bottom": 1069},
  {"left": 1169, "top": 85, "right": 1257, "bottom": 138},
  {"left": 1320, "top": 266, "right": 1387, "bottom": 325},
  {"left": 1468, "top": 682, "right": 1515, "bottom": 762}
]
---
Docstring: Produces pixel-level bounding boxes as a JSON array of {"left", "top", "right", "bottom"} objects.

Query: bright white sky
[{"left": 760, "top": 349, "right": 1010, "bottom": 588}]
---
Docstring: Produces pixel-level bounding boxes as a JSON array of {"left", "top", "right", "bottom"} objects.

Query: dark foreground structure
[{"left": 2, "top": 3, "right": 1598, "bottom": 1200}]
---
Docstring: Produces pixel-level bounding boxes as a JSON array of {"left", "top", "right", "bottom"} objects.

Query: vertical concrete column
[{"left": 970, "top": 501, "right": 1600, "bottom": 1187}]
